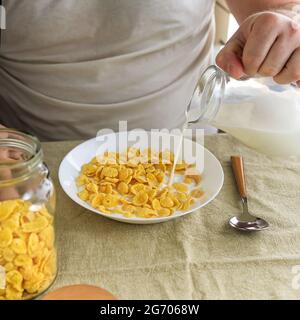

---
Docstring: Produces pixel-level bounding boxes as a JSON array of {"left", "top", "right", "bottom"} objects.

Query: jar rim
[
  {"left": 0, "top": 128, "right": 43, "bottom": 184},
  {"left": 196, "top": 65, "right": 227, "bottom": 124}
]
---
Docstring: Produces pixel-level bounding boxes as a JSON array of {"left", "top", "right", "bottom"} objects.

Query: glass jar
[
  {"left": 0, "top": 129, "right": 57, "bottom": 300},
  {"left": 189, "top": 65, "right": 300, "bottom": 156}
]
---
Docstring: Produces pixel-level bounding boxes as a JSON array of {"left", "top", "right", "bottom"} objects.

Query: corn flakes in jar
[{"left": 0, "top": 129, "right": 57, "bottom": 300}]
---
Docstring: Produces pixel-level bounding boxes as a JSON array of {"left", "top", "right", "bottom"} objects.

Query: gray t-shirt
[{"left": 0, "top": 0, "right": 214, "bottom": 140}]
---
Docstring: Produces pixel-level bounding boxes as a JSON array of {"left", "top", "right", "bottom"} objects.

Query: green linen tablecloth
[{"left": 43, "top": 134, "right": 300, "bottom": 300}]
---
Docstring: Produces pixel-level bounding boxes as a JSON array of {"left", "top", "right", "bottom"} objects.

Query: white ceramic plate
[{"left": 58, "top": 131, "right": 224, "bottom": 224}]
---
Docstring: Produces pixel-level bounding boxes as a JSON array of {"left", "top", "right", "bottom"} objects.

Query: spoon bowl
[{"left": 229, "top": 216, "right": 269, "bottom": 232}]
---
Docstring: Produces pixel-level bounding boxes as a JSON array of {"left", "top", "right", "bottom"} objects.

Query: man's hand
[
  {"left": 0, "top": 125, "right": 23, "bottom": 200},
  {"left": 216, "top": 11, "right": 300, "bottom": 86}
]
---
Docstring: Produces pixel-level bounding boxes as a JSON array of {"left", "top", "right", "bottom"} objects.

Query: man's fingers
[
  {"left": 0, "top": 125, "right": 7, "bottom": 137},
  {"left": 9, "top": 150, "right": 24, "bottom": 161},
  {"left": 274, "top": 48, "right": 300, "bottom": 84},
  {"left": 242, "top": 14, "right": 279, "bottom": 76},
  {"left": 258, "top": 35, "right": 296, "bottom": 77},
  {"left": 219, "top": 12, "right": 300, "bottom": 81},
  {"left": 216, "top": 35, "right": 245, "bottom": 79}
]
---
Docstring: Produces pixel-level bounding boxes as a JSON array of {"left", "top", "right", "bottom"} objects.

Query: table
[{"left": 43, "top": 134, "right": 300, "bottom": 300}]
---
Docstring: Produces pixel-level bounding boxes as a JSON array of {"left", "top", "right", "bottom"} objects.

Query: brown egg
[{"left": 42, "top": 284, "right": 117, "bottom": 300}]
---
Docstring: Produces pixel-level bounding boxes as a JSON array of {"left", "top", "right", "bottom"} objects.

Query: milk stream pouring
[{"left": 190, "top": 66, "right": 300, "bottom": 156}]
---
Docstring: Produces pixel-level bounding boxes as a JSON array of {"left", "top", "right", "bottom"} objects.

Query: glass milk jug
[{"left": 189, "top": 65, "right": 300, "bottom": 156}]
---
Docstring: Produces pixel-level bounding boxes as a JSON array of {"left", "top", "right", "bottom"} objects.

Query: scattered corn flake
[
  {"left": 185, "top": 168, "right": 202, "bottom": 185},
  {"left": 183, "top": 177, "right": 194, "bottom": 185},
  {"left": 130, "top": 184, "right": 145, "bottom": 195},
  {"left": 158, "top": 208, "right": 171, "bottom": 217},
  {"left": 160, "top": 197, "right": 174, "bottom": 208},
  {"left": 190, "top": 189, "right": 205, "bottom": 199},
  {"left": 172, "top": 183, "right": 189, "bottom": 193},
  {"left": 133, "top": 192, "right": 149, "bottom": 206},
  {"left": 117, "top": 182, "right": 129, "bottom": 194}
]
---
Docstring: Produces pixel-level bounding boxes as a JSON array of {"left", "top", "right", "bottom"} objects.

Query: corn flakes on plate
[{"left": 59, "top": 132, "right": 224, "bottom": 224}]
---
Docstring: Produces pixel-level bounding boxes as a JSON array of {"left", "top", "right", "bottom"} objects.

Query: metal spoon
[{"left": 229, "top": 156, "right": 269, "bottom": 231}]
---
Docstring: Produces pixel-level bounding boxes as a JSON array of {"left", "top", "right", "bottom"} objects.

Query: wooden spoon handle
[{"left": 231, "top": 156, "right": 247, "bottom": 199}]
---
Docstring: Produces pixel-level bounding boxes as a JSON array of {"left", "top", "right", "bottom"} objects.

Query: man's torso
[{"left": 0, "top": 0, "right": 214, "bottom": 140}]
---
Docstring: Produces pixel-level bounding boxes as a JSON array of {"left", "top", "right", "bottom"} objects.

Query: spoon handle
[{"left": 231, "top": 156, "right": 247, "bottom": 199}]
